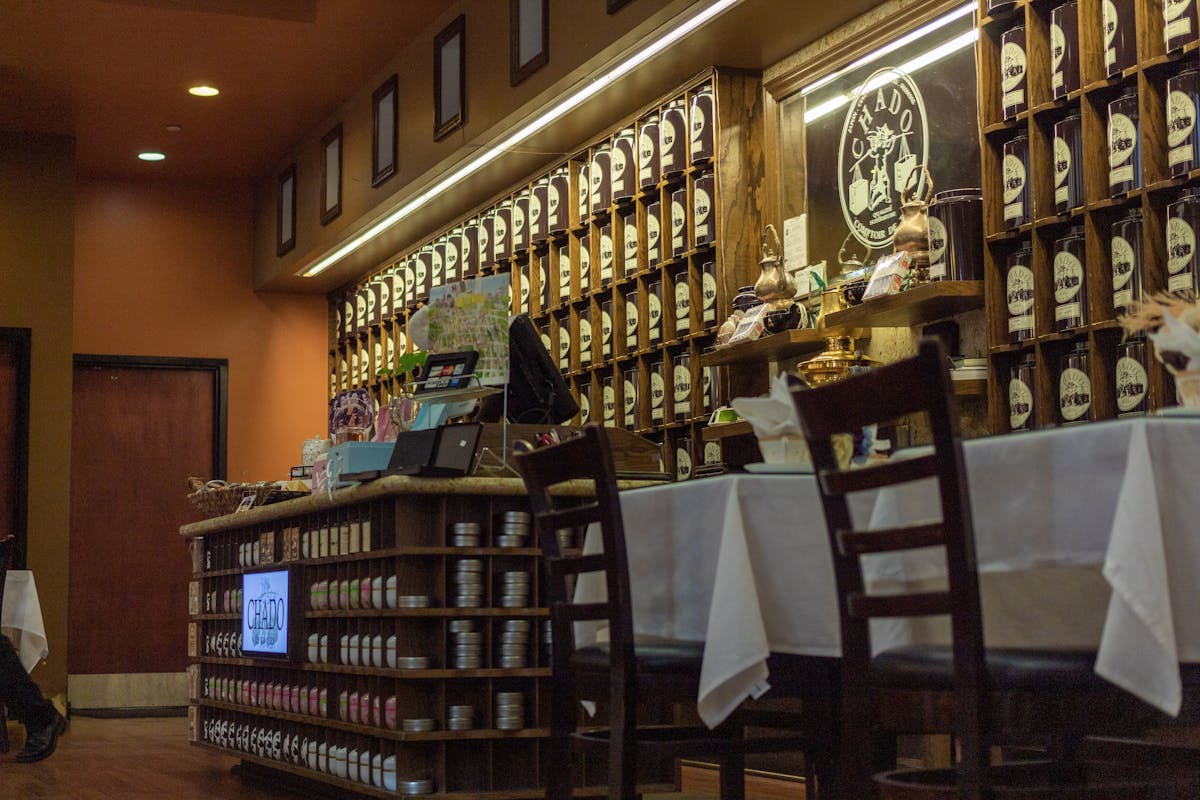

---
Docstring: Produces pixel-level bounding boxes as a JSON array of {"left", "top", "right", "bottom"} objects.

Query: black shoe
[{"left": 16, "top": 713, "right": 65, "bottom": 763}]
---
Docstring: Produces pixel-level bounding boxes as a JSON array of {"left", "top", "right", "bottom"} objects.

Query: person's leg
[{"left": 0, "top": 633, "right": 53, "bottom": 726}]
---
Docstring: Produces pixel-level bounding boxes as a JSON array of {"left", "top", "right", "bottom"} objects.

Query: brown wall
[
  {"left": 0, "top": 131, "right": 76, "bottom": 695},
  {"left": 74, "top": 179, "right": 329, "bottom": 482}
]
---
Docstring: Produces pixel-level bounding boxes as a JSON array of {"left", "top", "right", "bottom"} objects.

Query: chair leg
[
  {"left": 0, "top": 701, "right": 9, "bottom": 754},
  {"left": 718, "top": 751, "right": 746, "bottom": 800}
]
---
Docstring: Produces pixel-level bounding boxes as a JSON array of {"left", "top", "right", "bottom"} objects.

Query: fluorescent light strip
[
  {"left": 800, "top": 2, "right": 975, "bottom": 97},
  {"left": 802, "top": 27, "right": 978, "bottom": 124},
  {"left": 302, "top": 0, "right": 741, "bottom": 278}
]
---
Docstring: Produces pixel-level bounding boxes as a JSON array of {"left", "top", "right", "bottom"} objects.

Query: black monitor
[
  {"left": 506, "top": 314, "right": 578, "bottom": 424},
  {"left": 240, "top": 565, "right": 301, "bottom": 662}
]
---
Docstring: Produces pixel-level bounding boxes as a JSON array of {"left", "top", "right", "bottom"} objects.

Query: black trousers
[{"left": 0, "top": 632, "right": 54, "bottom": 727}]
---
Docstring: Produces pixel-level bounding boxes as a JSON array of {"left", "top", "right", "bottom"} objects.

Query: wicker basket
[{"left": 186, "top": 478, "right": 277, "bottom": 518}]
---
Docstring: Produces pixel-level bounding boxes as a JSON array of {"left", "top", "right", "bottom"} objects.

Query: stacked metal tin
[
  {"left": 446, "top": 704, "right": 475, "bottom": 731},
  {"left": 499, "top": 571, "right": 531, "bottom": 609},
  {"left": 495, "top": 691, "right": 525, "bottom": 731},
  {"left": 453, "top": 559, "right": 484, "bottom": 608},
  {"left": 498, "top": 511, "right": 530, "bottom": 547},
  {"left": 450, "top": 619, "right": 481, "bottom": 669},
  {"left": 498, "top": 619, "right": 530, "bottom": 668},
  {"left": 451, "top": 521, "right": 480, "bottom": 547}
]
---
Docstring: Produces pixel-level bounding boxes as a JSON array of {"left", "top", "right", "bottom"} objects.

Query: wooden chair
[
  {"left": 515, "top": 424, "right": 830, "bottom": 800},
  {"left": 0, "top": 534, "right": 13, "bottom": 753},
  {"left": 791, "top": 339, "right": 1200, "bottom": 799}
]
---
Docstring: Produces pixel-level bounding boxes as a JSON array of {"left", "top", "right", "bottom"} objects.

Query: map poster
[{"left": 427, "top": 274, "right": 511, "bottom": 384}]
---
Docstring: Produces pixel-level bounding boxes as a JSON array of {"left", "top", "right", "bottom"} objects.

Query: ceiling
[{"left": 0, "top": 0, "right": 455, "bottom": 181}]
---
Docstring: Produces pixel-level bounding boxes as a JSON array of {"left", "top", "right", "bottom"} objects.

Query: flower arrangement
[{"left": 1119, "top": 293, "right": 1200, "bottom": 407}]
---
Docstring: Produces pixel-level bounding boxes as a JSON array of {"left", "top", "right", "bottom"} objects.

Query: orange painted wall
[{"left": 74, "top": 179, "right": 328, "bottom": 481}]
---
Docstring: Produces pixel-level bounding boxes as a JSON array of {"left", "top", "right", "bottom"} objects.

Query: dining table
[
  {"left": 3, "top": 569, "right": 50, "bottom": 673},
  {"left": 576, "top": 416, "right": 1200, "bottom": 728}
]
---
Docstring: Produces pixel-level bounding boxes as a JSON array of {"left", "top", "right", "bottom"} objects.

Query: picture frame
[
  {"left": 319, "top": 123, "right": 342, "bottom": 225},
  {"left": 276, "top": 163, "right": 296, "bottom": 257},
  {"left": 510, "top": 0, "right": 549, "bottom": 87},
  {"left": 607, "top": 0, "right": 633, "bottom": 14},
  {"left": 434, "top": 14, "right": 466, "bottom": 140},
  {"left": 371, "top": 75, "right": 398, "bottom": 187}
]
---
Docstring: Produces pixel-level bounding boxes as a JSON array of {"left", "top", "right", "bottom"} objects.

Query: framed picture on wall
[
  {"left": 277, "top": 163, "right": 296, "bottom": 256},
  {"left": 510, "top": 0, "right": 549, "bottom": 87},
  {"left": 434, "top": 14, "right": 466, "bottom": 140},
  {"left": 320, "top": 123, "right": 342, "bottom": 225},
  {"left": 372, "top": 75, "right": 398, "bottom": 187}
]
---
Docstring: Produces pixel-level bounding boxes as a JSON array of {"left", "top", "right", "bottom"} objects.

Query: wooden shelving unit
[
  {"left": 822, "top": 281, "right": 985, "bottom": 330},
  {"left": 699, "top": 328, "right": 827, "bottom": 367},
  {"left": 978, "top": 0, "right": 1199, "bottom": 432}
]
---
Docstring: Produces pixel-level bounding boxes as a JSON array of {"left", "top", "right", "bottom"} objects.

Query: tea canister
[
  {"left": 689, "top": 82, "right": 715, "bottom": 165},
  {"left": 478, "top": 210, "right": 494, "bottom": 270},
  {"left": 1111, "top": 208, "right": 1143, "bottom": 315},
  {"left": 557, "top": 250, "right": 571, "bottom": 302},
  {"left": 927, "top": 188, "right": 982, "bottom": 280},
  {"left": 1103, "top": 0, "right": 1136, "bottom": 77},
  {"left": 1053, "top": 112, "right": 1083, "bottom": 213},
  {"left": 1002, "top": 132, "right": 1030, "bottom": 229},
  {"left": 431, "top": 239, "right": 445, "bottom": 290},
  {"left": 589, "top": 143, "right": 612, "bottom": 218},
  {"left": 446, "top": 228, "right": 463, "bottom": 282},
  {"left": 637, "top": 111, "right": 660, "bottom": 190},
  {"left": 1053, "top": 225, "right": 1087, "bottom": 331},
  {"left": 646, "top": 201, "right": 662, "bottom": 266},
  {"left": 623, "top": 366, "right": 638, "bottom": 429},
  {"left": 660, "top": 98, "right": 688, "bottom": 179},
  {"left": 1008, "top": 244, "right": 1036, "bottom": 339},
  {"left": 578, "top": 233, "right": 591, "bottom": 290},
  {"left": 622, "top": 210, "right": 638, "bottom": 277},
  {"left": 676, "top": 435, "right": 693, "bottom": 481},
  {"left": 702, "top": 364, "right": 718, "bottom": 412},
  {"left": 625, "top": 288, "right": 639, "bottom": 350},
  {"left": 493, "top": 200, "right": 512, "bottom": 262},
  {"left": 1059, "top": 342, "right": 1092, "bottom": 424},
  {"left": 547, "top": 166, "right": 569, "bottom": 234},
  {"left": 701, "top": 261, "right": 718, "bottom": 324},
  {"left": 1009, "top": 356, "right": 1036, "bottom": 431},
  {"left": 673, "top": 352, "right": 692, "bottom": 421},
  {"left": 988, "top": 0, "right": 1016, "bottom": 13},
  {"left": 1165, "top": 0, "right": 1198, "bottom": 52},
  {"left": 693, "top": 169, "right": 715, "bottom": 246},
  {"left": 1050, "top": 2, "right": 1080, "bottom": 99},
  {"left": 1001, "top": 23, "right": 1028, "bottom": 119},
  {"left": 1167, "top": 187, "right": 1200, "bottom": 295},
  {"left": 517, "top": 263, "right": 530, "bottom": 314},
  {"left": 673, "top": 266, "right": 692, "bottom": 335},
  {"left": 600, "top": 299, "right": 613, "bottom": 359},
  {"left": 1115, "top": 337, "right": 1149, "bottom": 416},
  {"left": 648, "top": 357, "right": 666, "bottom": 423},
  {"left": 1108, "top": 86, "right": 1140, "bottom": 196},
  {"left": 462, "top": 219, "right": 480, "bottom": 277},
  {"left": 601, "top": 375, "right": 616, "bottom": 426},
  {"left": 647, "top": 278, "right": 664, "bottom": 344},
  {"left": 599, "top": 222, "right": 614, "bottom": 286},
  {"left": 671, "top": 187, "right": 689, "bottom": 256},
  {"left": 413, "top": 246, "right": 431, "bottom": 301},
  {"left": 539, "top": 322, "right": 552, "bottom": 356},
  {"left": 611, "top": 127, "right": 636, "bottom": 204},
  {"left": 537, "top": 253, "right": 549, "bottom": 309},
  {"left": 512, "top": 190, "right": 529, "bottom": 252},
  {"left": 530, "top": 179, "right": 548, "bottom": 245},
  {"left": 578, "top": 382, "right": 592, "bottom": 424},
  {"left": 577, "top": 161, "right": 589, "bottom": 224},
  {"left": 557, "top": 317, "right": 571, "bottom": 370},
  {"left": 1167, "top": 67, "right": 1200, "bottom": 176},
  {"left": 578, "top": 307, "right": 593, "bottom": 368}
]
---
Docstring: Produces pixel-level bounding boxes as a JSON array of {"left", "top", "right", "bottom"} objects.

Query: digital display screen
[{"left": 241, "top": 568, "right": 292, "bottom": 658}]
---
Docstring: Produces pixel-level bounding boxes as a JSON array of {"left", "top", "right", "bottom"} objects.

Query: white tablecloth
[
  {"left": 3, "top": 570, "right": 49, "bottom": 673},
  {"left": 579, "top": 417, "right": 1200, "bottom": 727}
]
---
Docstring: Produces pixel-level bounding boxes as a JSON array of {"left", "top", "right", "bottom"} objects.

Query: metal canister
[
  {"left": 414, "top": 245, "right": 432, "bottom": 301},
  {"left": 512, "top": 189, "right": 529, "bottom": 252},
  {"left": 1053, "top": 111, "right": 1083, "bottom": 213},
  {"left": 646, "top": 201, "right": 662, "bottom": 267},
  {"left": 530, "top": 178, "right": 548, "bottom": 245},
  {"left": 557, "top": 315, "right": 571, "bottom": 370},
  {"left": 611, "top": 127, "right": 636, "bottom": 204},
  {"left": 622, "top": 210, "right": 638, "bottom": 276},
  {"left": 647, "top": 278, "right": 663, "bottom": 344},
  {"left": 1167, "top": 67, "right": 1200, "bottom": 176},
  {"left": 927, "top": 188, "right": 982, "bottom": 280},
  {"left": 1001, "top": 23, "right": 1028, "bottom": 119},
  {"left": 577, "top": 161, "right": 589, "bottom": 224},
  {"left": 689, "top": 83, "right": 714, "bottom": 165},
  {"left": 673, "top": 265, "right": 691, "bottom": 335},
  {"left": 1051, "top": 2, "right": 1079, "bottom": 99},
  {"left": 599, "top": 222, "right": 614, "bottom": 286},
  {"left": 1059, "top": 342, "right": 1092, "bottom": 424},
  {"left": 1003, "top": 132, "right": 1030, "bottom": 229},
  {"left": 578, "top": 233, "right": 591, "bottom": 290},
  {"left": 1111, "top": 208, "right": 1143, "bottom": 315},
  {"left": 602, "top": 375, "right": 616, "bottom": 426},
  {"left": 660, "top": 98, "right": 688, "bottom": 180},
  {"left": 431, "top": 238, "right": 445, "bottom": 289},
  {"left": 638, "top": 111, "right": 660, "bottom": 190},
  {"left": 649, "top": 356, "right": 666, "bottom": 423},
  {"left": 673, "top": 352, "right": 691, "bottom": 421},
  {"left": 462, "top": 218, "right": 479, "bottom": 277},
  {"left": 600, "top": 298, "right": 613, "bottom": 359},
  {"left": 578, "top": 381, "right": 592, "bottom": 423},
  {"left": 493, "top": 199, "right": 512, "bottom": 262},
  {"left": 625, "top": 287, "right": 639, "bottom": 350},
  {"left": 537, "top": 253, "right": 549, "bottom": 310},
  {"left": 676, "top": 435, "right": 693, "bottom": 481},
  {"left": 701, "top": 260, "right": 717, "bottom": 325},
  {"left": 558, "top": 249, "right": 571, "bottom": 302},
  {"left": 1053, "top": 225, "right": 1087, "bottom": 331},
  {"left": 1165, "top": 0, "right": 1197, "bottom": 53},
  {"left": 578, "top": 307, "right": 592, "bottom": 368},
  {"left": 623, "top": 366, "right": 638, "bottom": 429},
  {"left": 589, "top": 143, "right": 611, "bottom": 218},
  {"left": 479, "top": 210, "right": 494, "bottom": 270},
  {"left": 1103, "top": 0, "right": 1136, "bottom": 77},
  {"left": 1007, "top": 243, "right": 1035, "bottom": 343},
  {"left": 693, "top": 170, "right": 714, "bottom": 247},
  {"left": 1115, "top": 336, "right": 1149, "bottom": 416},
  {"left": 1009, "top": 356, "right": 1036, "bottom": 431},
  {"left": 1167, "top": 186, "right": 1200, "bottom": 295},
  {"left": 547, "top": 166, "right": 569, "bottom": 234},
  {"left": 671, "top": 187, "right": 689, "bottom": 257},
  {"left": 445, "top": 228, "right": 462, "bottom": 282},
  {"left": 1108, "top": 86, "right": 1140, "bottom": 196}
]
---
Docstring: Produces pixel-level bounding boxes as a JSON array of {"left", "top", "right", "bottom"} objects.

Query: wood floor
[{"left": 0, "top": 717, "right": 729, "bottom": 799}]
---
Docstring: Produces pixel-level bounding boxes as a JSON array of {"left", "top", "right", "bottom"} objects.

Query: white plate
[
  {"left": 744, "top": 462, "right": 815, "bottom": 474},
  {"left": 890, "top": 445, "right": 935, "bottom": 461},
  {"left": 1156, "top": 406, "right": 1200, "bottom": 417}
]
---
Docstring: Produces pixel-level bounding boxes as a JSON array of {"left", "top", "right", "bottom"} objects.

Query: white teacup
[
  {"left": 372, "top": 753, "right": 382, "bottom": 787},
  {"left": 319, "top": 634, "right": 328, "bottom": 664},
  {"left": 307, "top": 633, "right": 319, "bottom": 663},
  {"left": 358, "top": 750, "right": 371, "bottom": 784},
  {"left": 348, "top": 749, "right": 360, "bottom": 782},
  {"left": 371, "top": 634, "right": 383, "bottom": 668},
  {"left": 386, "top": 635, "right": 397, "bottom": 669},
  {"left": 349, "top": 634, "right": 360, "bottom": 666},
  {"left": 340, "top": 634, "right": 350, "bottom": 665},
  {"left": 371, "top": 576, "right": 383, "bottom": 609},
  {"left": 383, "top": 755, "right": 397, "bottom": 791}
]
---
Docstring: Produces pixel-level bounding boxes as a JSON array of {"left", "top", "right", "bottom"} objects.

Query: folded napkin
[{"left": 731, "top": 375, "right": 810, "bottom": 465}]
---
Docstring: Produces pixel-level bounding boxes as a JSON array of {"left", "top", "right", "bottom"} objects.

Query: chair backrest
[
  {"left": 514, "top": 424, "right": 638, "bottom": 700},
  {"left": 791, "top": 339, "right": 989, "bottom": 789}
]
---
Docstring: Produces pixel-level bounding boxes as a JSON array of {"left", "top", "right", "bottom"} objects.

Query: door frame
[
  {"left": 1, "top": 327, "right": 31, "bottom": 569},
  {"left": 73, "top": 355, "right": 229, "bottom": 479}
]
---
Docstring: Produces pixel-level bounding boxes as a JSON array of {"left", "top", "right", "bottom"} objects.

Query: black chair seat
[
  {"left": 871, "top": 645, "right": 1119, "bottom": 692},
  {"left": 571, "top": 639, "right": 704, "bottom": 674}
]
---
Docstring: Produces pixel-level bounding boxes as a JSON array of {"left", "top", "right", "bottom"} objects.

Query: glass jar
[
  {"left": 1115, "top": 336, "right": 1149, "bottom": 416},
  {"left": 1111, "top": 208, "right": 1143, "bottom": 315},
  {"left": 1167, "top": 187, "right": 1200, "bottom": 295},
  {"left": 1059, "top": 343, "right": 1092, "bottom": 424},
  {"left": 1051, "top": 2, "right": 1079, "bottom": 99},
  {"left": 1006, "top": 243, "right": 1035, "bottom": 343},
  {"left": 1001, "top": 23, "right": 1028, "bottom": 119},
  {"left": 1165, "top": 0, "right": 1197, "bottom": 53},
  {"left": 1108, "top": 86, "right": 1141, "bottom": 196},
  {"left": 1053, "top": 226, "right": 1087, "bottom": 331},
  {"left": 1053, "top": 112, "right": 1083, "bottom": 213},
  {"left": 927, "top": 188, "right": 982, "bottom": 280},
  {"left": 1103, "top": 0, "right": 1136, "bottom": 77},
  {"left": 1003, "top": 132, "right": 1030, "bottom": 229},
  {"left": 689, "top": 83, "right": 714, "bottom": 165},
  {"left": 1167, "top": 67, "right": 1200, "bottom": 176},
  {"left": 1009, "top": 356, "right": 1036, "bottom": 431}
]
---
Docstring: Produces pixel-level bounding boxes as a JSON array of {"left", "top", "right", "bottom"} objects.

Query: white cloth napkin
[
  {"left": 3, "top": 570, "right": 50, "bottom": 673},
  {"left": 730, "top": 373, "right": 802, "bottom": 442}
]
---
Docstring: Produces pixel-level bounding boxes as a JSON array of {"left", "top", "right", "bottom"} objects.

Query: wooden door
[
  {"left": 0, "top": 329, "right": 30, "bottom": 567},
  {"left": 69, "top": 357, "right": 225, "bottom": 695}
]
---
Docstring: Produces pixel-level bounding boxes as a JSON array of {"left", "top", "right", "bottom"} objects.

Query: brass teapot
[
  {"left": 753, "top": 224, "right": 797, "bottom": 308},
  {"left": 893, "top": 164, "right": 934, "bottom": 278}
]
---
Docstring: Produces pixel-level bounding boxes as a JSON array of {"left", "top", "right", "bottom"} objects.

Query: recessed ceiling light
[
  {"left": 138, "top": 151, "right": 166, "bottom": 161},
  {"left": 188, "top": 85, "right": 219, "bottom": 97}
]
